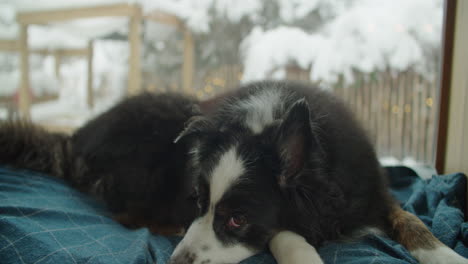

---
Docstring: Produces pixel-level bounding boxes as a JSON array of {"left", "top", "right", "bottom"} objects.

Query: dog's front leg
[{"left": 269, "top": 231, "right": 323, "bottom": 264}]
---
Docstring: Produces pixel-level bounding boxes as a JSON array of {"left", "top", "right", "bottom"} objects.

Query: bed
[{"left": 0, "top": 165, "right": 467, "bottom": 263}]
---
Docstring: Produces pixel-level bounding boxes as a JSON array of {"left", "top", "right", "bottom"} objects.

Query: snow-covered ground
[
  {"left": 0, "top": 56, "right": 60, "bottom": 97},
  {"left": 1, "top": 0, "right": 131, "bottom": 127},
  {"left": 29, "top": 40, "right": 129, "bottom": 128}
]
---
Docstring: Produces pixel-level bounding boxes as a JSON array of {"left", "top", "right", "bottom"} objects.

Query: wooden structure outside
[
  {"left": 0, "top": 38, "right": 92, "bottom": 118},
  {"left": 143, "top": 10, "right": 195, "bottom": 94},
  {"left": 331, "top": 71, "right": 438, "bottom": 164},
  {"left": 9, "top": 3, "right": 194, "bottom": 118}
]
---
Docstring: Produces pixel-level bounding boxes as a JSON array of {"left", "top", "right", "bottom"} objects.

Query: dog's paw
[
  {"left": 411, "top": 245, "right": 468, "bottom": 264},
  {"left": 284, "top": 247, "right": 324, "bottom": 264},
  {"left": 269, "top": 231, "right": 323, "bottom": 264}
]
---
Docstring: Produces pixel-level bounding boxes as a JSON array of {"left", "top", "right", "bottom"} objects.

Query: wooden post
[
  {"left": 19, "top": 24, "right": 31, "bottom": 119},
  {"left": 87, "top": 40, "right": 94, "bottom": 108},
  {"left": 17, "top": 3, "right": 139, "bottom": 24},
  {"left": 127, "top": 6, "right": 142, "bottom": 96},
  {"left": 182, "top": 28, "right": 194, "bottom": 94}
]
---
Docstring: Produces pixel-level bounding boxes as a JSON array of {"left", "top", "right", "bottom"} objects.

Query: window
[{"left": 0, "top": 1, "right": 445, "bottom": 166}]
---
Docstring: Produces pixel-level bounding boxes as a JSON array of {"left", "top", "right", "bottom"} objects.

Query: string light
[
  {"left": 196, "top": 90, "right": 204, "bottom": 98},
  {"left": 212, "top": 77, "right": 226, "bottom": 87},
  {"left": 404, "top": 104, "right": 411, "bottom": 113},
  {"left": 147, "top": 84, "right": 156, "bottom": 91},
  {"left": 204, "top": 85, "right": 213, "bottom": 93},
  {"left": 383, "top": 101, "right": 390, "bottom": 110},
  {"left": 426, "top": 97, "right": 433, "bottom": 107}
]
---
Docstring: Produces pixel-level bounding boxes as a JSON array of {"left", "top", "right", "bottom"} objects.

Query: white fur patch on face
[
  {"left": 170, "top": 208, "right": 258, "bottom": 264},
  {"left": 168, "top": 146, "right": 254, "bottom": 264},
  {"left": 210, "top": 146, "right": 245, "bottom": 204},
  {"left": 237, "top": 89, "right": 283, "bottom": 134},
  {"left": 269, "top": 231, "right": 323, "bottom": 264},
  {"left": 411, "top": 245, "right": 468, "bottom": 264}
]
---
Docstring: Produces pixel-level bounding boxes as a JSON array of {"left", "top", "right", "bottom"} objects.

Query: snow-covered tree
[
  {"left": 241, "top": 0, "right": 443, "bottom": 84},
  {"left": 143, "top": 0, "right": 344, "bottom": 91}
]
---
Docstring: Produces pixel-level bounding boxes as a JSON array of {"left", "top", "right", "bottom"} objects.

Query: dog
[
  {"left": 0, "top": 81, "right": 466, "bottom": 264},
  {"left": 0, "top": 92, "right": 201, "bottom": 234},
  {"left": 167, "top": 81, "right": 467, "bottom": 264}
]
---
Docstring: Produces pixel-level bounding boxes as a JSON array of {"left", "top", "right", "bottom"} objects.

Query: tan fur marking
[{"left": 389, "top": 207, "right": 439, "bottom": 250}]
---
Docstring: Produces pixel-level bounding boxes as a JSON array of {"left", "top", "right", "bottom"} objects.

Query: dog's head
[{"left": 170, "top": 91, "right": 322, "bottom": 264}]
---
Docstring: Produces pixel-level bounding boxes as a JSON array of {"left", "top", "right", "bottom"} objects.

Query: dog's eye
[{"left": 227, "top": 215, "right": 246, "bottom": 229}]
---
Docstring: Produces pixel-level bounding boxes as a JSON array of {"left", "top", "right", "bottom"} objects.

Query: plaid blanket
[{"left": 0, "top": 166, "right": 466, "bottom": 263}]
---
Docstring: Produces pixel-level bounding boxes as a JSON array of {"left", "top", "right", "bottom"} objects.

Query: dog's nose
[{"left": 168, "top": 251, "right": 197, "bottom": 264}]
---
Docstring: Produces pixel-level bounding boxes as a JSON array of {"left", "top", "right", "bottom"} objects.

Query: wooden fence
[{"left": 330, "top": 71, "right": 438, "bottom": 164}]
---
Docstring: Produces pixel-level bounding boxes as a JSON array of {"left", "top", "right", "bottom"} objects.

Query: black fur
[
  {"left": 0, "top": 92, "right": 201, "bottom": 230},
  {"left": 0, "top": 121, "right": 70, "bottom": 177},
  {"left": 176, "top": 81, "right": 394, "bottom": 251}
]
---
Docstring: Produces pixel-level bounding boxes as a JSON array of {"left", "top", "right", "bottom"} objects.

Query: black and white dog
[
  {"left": 168, "top": 81, "right": 466, "bottom": 264},
  {"left": 0, "top": 81, "right": 466, "bottom": 264}
]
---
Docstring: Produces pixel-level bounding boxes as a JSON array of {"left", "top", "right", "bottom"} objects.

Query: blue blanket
[{"left": 0, "top": 166, "right": 466, "bottom": 264}]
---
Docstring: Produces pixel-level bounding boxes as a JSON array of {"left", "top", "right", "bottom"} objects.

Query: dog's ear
[
  {"left": 276, "top": 98, "right": 313, "bottom": 188},
  {"left": 174, "top": 116, "right": 214, "bottom": 143}
]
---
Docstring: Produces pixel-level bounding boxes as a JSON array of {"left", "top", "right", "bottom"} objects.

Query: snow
[
  {"left": 277, "top": 0, "right": 321, "bottom": 23},
  {"left": 1, "top": 0, "right": 263, "bottom": 35},
  {"left": 311, "top": 0, "right": 441, "bottom": 83},
  {"left": 0, "top": 3, "right": 17, "bottom": 39},
  {"left": 5, "top": 0, "right": 133, "bottom": 12},
  {"left": 143, "top": 0, "right": 263, "bottom": 33},
  {"left": 380, "top": 156, "right": 437, "bottom": 180},
  {"left": 0, "top": 0, "right": 279, "bottom": 43},
  {"left": 0, "top": 1, "right": 169, "bottom": 42},
  {"left": 29, "top": 39, "right": 128, "bottom": 127},
  {"left": 241, "top": 0, "right": 443, "bottom": 84},
  {"left": 92, "top": 40, "right": 128, "bottom": 102},
  {"left": 29, "top": 26, "right": 88, "bottom": 49},
  {"left": 241, "top": 26, "right": 326, "bottom": 82},
  {"left": 0, "top": 4, "right": 126, "bottom": 42},
  {"left": 0, "top": 108, "right": 7, "bottom": 119},
  {"left": 0, "top": 1, "right": 136, "bottom": 127},
  {"left": 51, "top": 18, "right": 129, "bottom": 40},
  {"left": 213, "top": 0, "right": 262, "bottom": 23},
  {"left": 0, "top": 56, "right": 59, "bottom": 97},
  {"left": 0, "top": 72, "right": 18, "bottom": 96}
]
